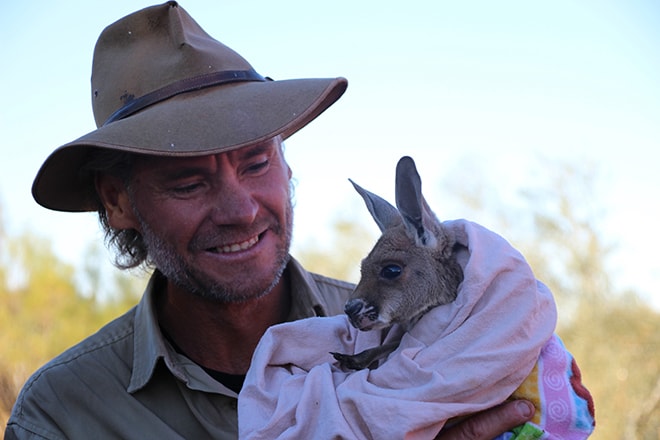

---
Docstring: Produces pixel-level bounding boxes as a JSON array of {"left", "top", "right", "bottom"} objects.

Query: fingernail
[{"left": 516, "top": 401, "right": 534, "bottom": 418}]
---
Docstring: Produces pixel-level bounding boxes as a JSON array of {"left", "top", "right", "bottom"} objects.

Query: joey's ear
[
  {"left": 350, "top": 179, "right": 400, "bottom": 232},
  {"left": 94, "top": 174, "right": 140, "bottom": 230},
  {"left": 395, "top": 156, "right": 438, "bottom": 247}
]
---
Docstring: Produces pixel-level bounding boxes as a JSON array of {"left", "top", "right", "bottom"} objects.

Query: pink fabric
[
  {"left": 238, "top": 220, "right": 558, "bottom": 439},
  {"left": 538, "top": 336, "right": 595, "bottom": 438}
]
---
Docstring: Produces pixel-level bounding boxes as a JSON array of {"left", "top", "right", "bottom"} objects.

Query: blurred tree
[
  {"left": 294, "top": 216, "right": 377, "bottom": 283},
  {"left": 563, "top": 292, "right": 660, "bottom": 440},
  {"left": 0, "top": 227, "right": 144, "bottom": 429},
  {"left": 627, "top": 371, "right": 660, "bottom": 439}
]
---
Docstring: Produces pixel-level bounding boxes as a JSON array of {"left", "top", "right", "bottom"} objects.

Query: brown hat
[{"left": 32, "top": 1, "right": 347, "bottom": 212}]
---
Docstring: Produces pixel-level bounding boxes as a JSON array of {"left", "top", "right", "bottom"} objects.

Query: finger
[{"left": 435, "top": 400, "right": 535, "bottom": 440}]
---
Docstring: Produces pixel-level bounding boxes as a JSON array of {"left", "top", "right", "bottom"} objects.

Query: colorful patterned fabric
[{"left": 494, "top": 335, "right": 595, "bottom": 439}]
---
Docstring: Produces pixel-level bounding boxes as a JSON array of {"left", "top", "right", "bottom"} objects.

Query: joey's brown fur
[{"left": 332, "top": 156, "right": 463, "bottom": 370}]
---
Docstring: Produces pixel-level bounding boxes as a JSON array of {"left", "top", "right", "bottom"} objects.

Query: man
[{"left": 5, "top": 2, "right": 533, "bottom": 438}]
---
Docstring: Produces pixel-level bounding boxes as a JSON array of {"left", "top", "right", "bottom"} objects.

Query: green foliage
[
  {"left": 561, "top": 294, "right": 660, "bottom": 438},
  {"left": 0, "top": 228, "right": 144, "bottom": 429},
  {"left": 294, "top": 216, "right": 377, "bottom": 283}
]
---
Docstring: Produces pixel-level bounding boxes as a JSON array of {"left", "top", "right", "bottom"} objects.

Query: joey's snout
[
  {"left": 344, "top": 299, "right": 364, "bottom": 317},
  {"left": 344, "top": 298, "right": 382, "bottom": 331}
]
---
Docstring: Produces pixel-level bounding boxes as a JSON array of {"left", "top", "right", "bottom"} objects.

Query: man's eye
[
  {"left": 246, "top": 160, "right": 269, "bottom": 174},
  {"left": 172, "top": 183, "right": 202, "bottom": 194}
]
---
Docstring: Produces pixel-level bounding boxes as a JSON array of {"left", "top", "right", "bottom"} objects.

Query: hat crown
[
  {"left": 33, "top": 1, "right": 347, "bottom": 212},
  {"left": 91, "top": 1, "right": 254, "bottom": 127}
]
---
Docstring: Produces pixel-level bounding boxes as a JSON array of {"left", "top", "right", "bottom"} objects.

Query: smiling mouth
[{"left": 209, "top": 234, "right": 261, "bottom": 254}]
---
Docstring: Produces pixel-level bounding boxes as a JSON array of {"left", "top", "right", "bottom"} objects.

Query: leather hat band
[{"left": 103, "top": 69, "right": 267, "bottom": 126}]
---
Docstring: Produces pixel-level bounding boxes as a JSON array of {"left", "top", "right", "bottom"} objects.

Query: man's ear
[{"left": 94, "top": 174, "right": 140, "bottom": 230}]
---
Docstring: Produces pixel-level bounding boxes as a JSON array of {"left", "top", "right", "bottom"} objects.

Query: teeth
[{"left": 217, "top": 236, "right": 259, "bottom": 254}]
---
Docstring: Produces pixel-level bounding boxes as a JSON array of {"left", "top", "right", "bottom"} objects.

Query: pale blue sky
[{"left": 1, "top": 1, "right": 659, "bottom": 305}]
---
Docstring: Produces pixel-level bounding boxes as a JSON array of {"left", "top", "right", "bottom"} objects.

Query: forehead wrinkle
[
  {"left": 158, "top": 164, "right": 213, "bottom": 181},
  {"left": 131, "top": 154, "right": 214, "bottom": 181},
  {"left": 237, "top": 143, "right": 271, "bottom": 161},
  {"left": 132, "top": 137, "right": 284, "bottom": 184}
]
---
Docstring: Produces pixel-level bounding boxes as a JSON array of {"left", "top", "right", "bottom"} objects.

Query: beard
[{"left": 132, "top": 199, "right": 293, "bottom": 304}]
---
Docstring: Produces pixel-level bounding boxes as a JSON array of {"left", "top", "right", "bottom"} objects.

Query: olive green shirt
[{"left": 5, "top": 258, "right": 353, "bottom": 440}]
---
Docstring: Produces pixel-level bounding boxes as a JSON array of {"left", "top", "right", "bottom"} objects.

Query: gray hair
[
  {"left": 81, "top": 149, "right": 148, "bottom": 270},
  {"left": 81, "top": 140, "right": 293, "bottom": 271}
]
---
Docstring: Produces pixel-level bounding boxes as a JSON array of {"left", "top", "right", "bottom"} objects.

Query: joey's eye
[{"left": 380, "top": 264, "right": 402, "bottom": 280}]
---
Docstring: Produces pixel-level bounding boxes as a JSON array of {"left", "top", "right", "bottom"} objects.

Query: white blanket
[{"left": 238, "top": 220, "right": 558, "bottom": 439}]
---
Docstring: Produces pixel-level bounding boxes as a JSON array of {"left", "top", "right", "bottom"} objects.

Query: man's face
[{"left": 126, "top": 138, "right": 293, "bottom": 303}]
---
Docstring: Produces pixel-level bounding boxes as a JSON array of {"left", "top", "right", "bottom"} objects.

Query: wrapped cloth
[{"left": 238, "top": 220, "right": 595, "bottom": 439}]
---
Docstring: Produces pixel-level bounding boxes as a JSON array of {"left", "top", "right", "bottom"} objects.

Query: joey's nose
[{"left": 344, "top": 299, "right": 364, "bottom": 317}]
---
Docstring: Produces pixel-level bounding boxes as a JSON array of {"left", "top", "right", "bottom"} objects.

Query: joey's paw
[{"left": 330, "top": 352, "right": 369, "bottom": 370}]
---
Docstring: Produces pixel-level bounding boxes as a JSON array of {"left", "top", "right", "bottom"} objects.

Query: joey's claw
[
  {"left": 330, "top": 352, "right": 369, "bottom": 370},
  {"left": 331, "top": 342, "right": 400, "bottom": 371}
]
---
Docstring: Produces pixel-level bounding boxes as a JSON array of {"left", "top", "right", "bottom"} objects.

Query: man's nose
[{"left": 210, "top": 180, "right": 259, "bottom": 225}]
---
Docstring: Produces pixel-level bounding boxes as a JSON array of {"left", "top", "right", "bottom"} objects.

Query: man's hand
[{"left": 435, "top": 400, "right": 535, "bottom": 440}]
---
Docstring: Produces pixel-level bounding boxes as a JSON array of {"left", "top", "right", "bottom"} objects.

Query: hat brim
[{"left": 33, "top": 77, "right": 347, "bottom": 212}]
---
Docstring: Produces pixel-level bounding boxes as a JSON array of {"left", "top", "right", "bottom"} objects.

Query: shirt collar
[
  {"left": 285, "top": 257, "right": 331, "bottom": 319},
  {"left": 127, "top": 257, "right": 327, "bottom": 393},
  {"left": 127, "top": 270, "right": 172, "bottom": 393}
]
